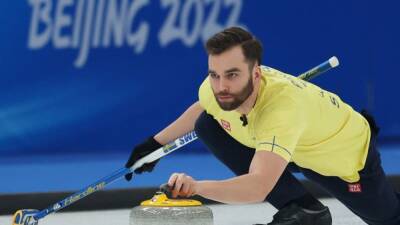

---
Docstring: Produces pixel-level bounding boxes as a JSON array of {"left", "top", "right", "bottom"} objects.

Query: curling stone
[{"left": 130, "top": 184, "right": 213, "bottom": 225}]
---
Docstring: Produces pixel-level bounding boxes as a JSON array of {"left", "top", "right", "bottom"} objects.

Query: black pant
[{"left": 194, "top": 112, "right": 400, "bottom": 225}]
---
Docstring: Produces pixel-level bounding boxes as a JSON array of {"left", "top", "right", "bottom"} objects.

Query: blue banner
[{"left": 0, "top": 0, "right": 399, "bottom": 156}]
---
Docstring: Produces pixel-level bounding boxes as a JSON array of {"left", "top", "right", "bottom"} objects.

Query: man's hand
[
  {"left": 124, "top": 137, "right": 163, "bottom": 181},
  {"left": 168, "top": 173, "right": 198, "bottom": 198}
]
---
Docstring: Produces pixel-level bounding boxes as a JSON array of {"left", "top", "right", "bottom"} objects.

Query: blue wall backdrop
[{"left": 0, "top": 0, "right": 399, "bottom": 158}]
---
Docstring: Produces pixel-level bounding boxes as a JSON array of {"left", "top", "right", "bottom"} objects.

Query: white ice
[{"left": 0, "top": 198, "right": 365, "bottom": 225}]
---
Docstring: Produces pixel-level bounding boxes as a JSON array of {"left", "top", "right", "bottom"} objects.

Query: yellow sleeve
[
  {"left": 198, "top": 77, "right": 213, "bottom": 111},
  {"left": 255, "top": 97, "right": 306, "bottom": 162}
]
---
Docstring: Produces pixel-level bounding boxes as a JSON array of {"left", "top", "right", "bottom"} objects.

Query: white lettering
[
  {"left": 75, "top": 0, "right": 95, "bottom": 67},
  {"left": 92, "top": 0, "right": 105, "bottom": 48},
  {"left": 224, "top": 0, "right": 245, "bottom": 28},
  {"left": 27, "top": 0, "right": 52, "bottom": 49},
  {"left": 180, "top": 0, "right": 203, "bottom": 46},
  {"left": 53, "top": 0, "right": 73, "bottom": 48},
  {"left": 72, "top": 0, "right": 84, "bottom": 48},
  {"left": 159, "top": 0, "right": 243, "bottom": 47},
  {"left": 158, "top": 0, "right": 181, "bottom": 47},
  {"left": 25, "top": 0, "right": 245, "bottom": 68},
  {"left": 103, "top": 0, "right": 128, "bottom": 47},
  {"left": 125, "top": 0, "right": 149, "bottom": 53},
  {"left": 201, "top": 0, "right": 223, "bottom": 42}
]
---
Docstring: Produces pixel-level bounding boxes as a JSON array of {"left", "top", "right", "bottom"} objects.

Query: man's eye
[
  {"left": 227, "top": 73, "right": 238, "bottom": 78},
  {"left": 209, "top": 73, "right": 218, "bottom": 79}
]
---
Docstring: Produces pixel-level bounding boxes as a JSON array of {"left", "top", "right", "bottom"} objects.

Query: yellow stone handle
[{"left": 141, "top": 192, "right": 202, "bottom": 207}]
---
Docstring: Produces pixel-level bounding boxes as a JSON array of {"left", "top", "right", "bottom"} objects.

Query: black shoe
[{"left": 255, "top": 202, "right": 332, "bottom": 225}]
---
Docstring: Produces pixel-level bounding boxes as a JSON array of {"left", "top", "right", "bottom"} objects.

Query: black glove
[{"left": 124, "top": 137, "right": 163, "bottom": 181}]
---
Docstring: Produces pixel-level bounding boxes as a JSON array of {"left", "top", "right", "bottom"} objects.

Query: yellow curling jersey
[{"left": 198, "top": 66, "right": 370, "bottom": 183}]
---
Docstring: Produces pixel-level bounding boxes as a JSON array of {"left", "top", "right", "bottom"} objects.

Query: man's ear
[{"left": 254, "top": 65, "right": 261, "bottom": 79}]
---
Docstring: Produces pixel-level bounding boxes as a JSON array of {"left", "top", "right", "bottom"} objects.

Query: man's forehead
[
  {"left": 209, "top": 46, "right": 245, "bottom": 61},
  {"left": 208, "top": 51, "right": 248, "bottom": 73}
]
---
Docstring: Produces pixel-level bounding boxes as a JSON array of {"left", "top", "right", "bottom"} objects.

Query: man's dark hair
[{"left": 205, "top": 27, "right": 263, "bottom": 69}]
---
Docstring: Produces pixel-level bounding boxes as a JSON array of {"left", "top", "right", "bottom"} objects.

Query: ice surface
[{"left": 0, "top": 199, "right": 365, "bottom": 225}]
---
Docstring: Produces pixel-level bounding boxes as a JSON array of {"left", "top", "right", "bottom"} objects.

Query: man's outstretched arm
[
  {"left": 168, "top": 151, "right": 288, "bottom": 204},
  {"left": 154, "top": 101, "right": 204, "bottom": 145}
]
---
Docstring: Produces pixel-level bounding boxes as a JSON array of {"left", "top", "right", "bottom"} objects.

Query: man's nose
[{"left": 218, "top": 77, "right": 229, "bottom": 92}]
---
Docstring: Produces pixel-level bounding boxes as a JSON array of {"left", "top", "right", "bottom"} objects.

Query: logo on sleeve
[
  {"left": 220, "top": 119, "right": 231, "bottom": 132},
  {"left": 348, "top": 183, "right": 362, "bottom": 193}
]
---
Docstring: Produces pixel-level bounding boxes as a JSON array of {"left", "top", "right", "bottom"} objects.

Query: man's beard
[{"left": 213, "top": 77, "right": 254, "bottom": 111}]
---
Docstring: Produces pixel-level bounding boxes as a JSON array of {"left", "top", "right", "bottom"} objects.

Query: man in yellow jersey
[{"left": 125, "top": 27, "right": 400, "bottom": 225}]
